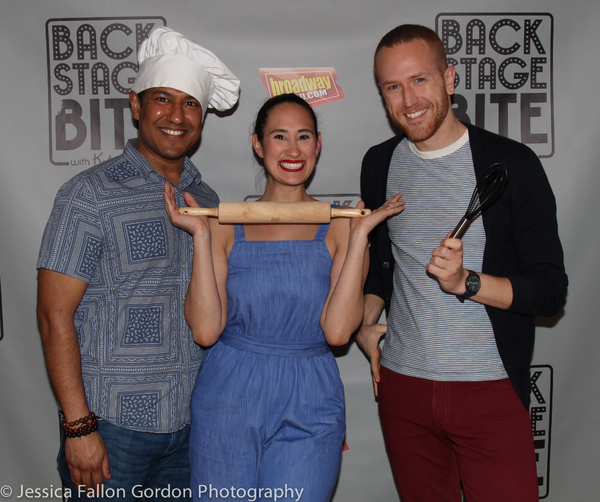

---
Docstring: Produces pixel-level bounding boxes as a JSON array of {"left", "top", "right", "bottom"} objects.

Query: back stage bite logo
[
  {"left": 46, "top": 17, "right": 166, "bottom": 166},
  {"left": 530, "top": 364, "right": 553, "bottom": 498},
  {"left": 436, "top": 13, "right": 554, "bottom": 157}
]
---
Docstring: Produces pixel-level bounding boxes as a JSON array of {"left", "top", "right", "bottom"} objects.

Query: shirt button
[{"left": 382, "top": 262, "right": 390, "bottom": 268}]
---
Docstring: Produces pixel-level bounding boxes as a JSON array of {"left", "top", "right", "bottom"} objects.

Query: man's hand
[
  {"left": 426, "top": 235, "right": 514, "bottom": 309},
  {"left": 355, "top": 322, "right": 387, "bottom": 397},
  {"left": 426, "top": 235, "right": 468, "bottom": 295},
  {"left": 65, "top": 432, "right": 111, "bottom": 492}
]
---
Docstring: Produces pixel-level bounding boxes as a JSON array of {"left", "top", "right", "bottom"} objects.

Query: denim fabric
[
  {"left": 190, "top": 223, "right": 345, "bottom": 502},
  {"left": 58, "top": 422, "right": 191, "bottom": 501}
]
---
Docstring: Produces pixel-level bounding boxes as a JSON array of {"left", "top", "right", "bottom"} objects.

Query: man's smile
[
  {"left": 160, "top": 128, "right": 186, "bottom": 136},
  {"left": 405, "top": 108, "right": 428, "bottom": 119}
]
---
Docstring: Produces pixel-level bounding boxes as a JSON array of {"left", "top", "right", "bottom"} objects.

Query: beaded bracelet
[
  {"left": 61, "top": 412, "right": 99, "bottom": 438},
  {"left": 62, "top": 412, "right": 95, "bottom": 428}
]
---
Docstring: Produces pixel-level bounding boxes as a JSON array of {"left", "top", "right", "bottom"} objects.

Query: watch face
[{"left": 465, "top": 271, "right": 481, "bottom": 295}]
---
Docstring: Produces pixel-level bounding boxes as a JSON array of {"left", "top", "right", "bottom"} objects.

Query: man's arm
[
  {"left": 427, "top": 236, "right": 513, "bottom": 309},
  {"left": 355, "top": 294, "right": 386, "bottom": 396},
  {"left": 358, "top": 142, "right": 395, "bottom": 395},
  {"left": 37, "top": 268, "right": 110, "bottom": 491},
  {"left": 460, "top": 127, "right": 568, "bottom": 315},
  {"left": 428, "top": 144, "right": 568, "bottom": 314}
]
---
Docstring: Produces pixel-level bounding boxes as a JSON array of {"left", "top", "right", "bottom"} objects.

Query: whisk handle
[{"left": 450, "top": 217, "right": 471, "bottom": 239}]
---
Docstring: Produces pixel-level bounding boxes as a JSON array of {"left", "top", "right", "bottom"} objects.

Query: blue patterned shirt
[{"left": 37, "top": 139, "right": 219, "bottom": 433}]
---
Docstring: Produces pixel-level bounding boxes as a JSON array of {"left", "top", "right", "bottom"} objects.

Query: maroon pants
[{"left": 378, "top": 367, "right": 539, "bottom": 502}]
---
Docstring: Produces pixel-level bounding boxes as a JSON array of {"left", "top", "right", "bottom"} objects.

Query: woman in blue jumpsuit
[{"left": 165, "top": 94, "right": 404, "bottom": 501}]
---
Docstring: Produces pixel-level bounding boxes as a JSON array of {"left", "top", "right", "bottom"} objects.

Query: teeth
[
  {"left": 280, "top": 161, "right": 304, "bottom": 170},
  {"left": 406, "top": 108, "right": 427, "bottom": 119},
  {"left": 161, "top": 128, "right": 184, "bottom": 136}
]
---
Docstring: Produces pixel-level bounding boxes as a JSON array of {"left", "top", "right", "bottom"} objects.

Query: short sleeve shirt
[{"left": 37, "top": 139, "right": 219, "bottom": 433}]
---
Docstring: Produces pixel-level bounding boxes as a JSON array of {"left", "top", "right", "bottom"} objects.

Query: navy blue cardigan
[{"left": 360, "top": 122, "right": 568, "bottom": 409}]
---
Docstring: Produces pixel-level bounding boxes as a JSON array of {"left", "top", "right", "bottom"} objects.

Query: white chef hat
[{"left": 131, "top": 26, "right": 240, "bottom": 117}]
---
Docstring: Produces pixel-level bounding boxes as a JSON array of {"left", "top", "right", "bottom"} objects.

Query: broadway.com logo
[
  {"left": 436, "top": 13, "right": 554, "bottom": 157},
  {"left": 46, "top": 17, "right": 165, "bottom": 166},
  {"left": 260, "top": 68, "right": 345, "bottom": 107}
]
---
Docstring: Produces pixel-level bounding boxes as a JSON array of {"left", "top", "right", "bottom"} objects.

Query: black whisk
[{"left": 450, "top": 163, "right": 508, "bottom": 239}]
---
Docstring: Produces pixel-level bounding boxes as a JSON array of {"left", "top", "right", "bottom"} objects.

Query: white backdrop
[{"left": 1, "top": 1, "right": 598, "bottom": 500}]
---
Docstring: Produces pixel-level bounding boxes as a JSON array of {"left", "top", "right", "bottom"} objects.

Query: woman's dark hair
[{"left": 253, "top": 93, "right": 318, "bottom": 143}]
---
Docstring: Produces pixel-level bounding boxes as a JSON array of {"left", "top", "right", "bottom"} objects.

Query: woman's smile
[{"left": 279, "top": 160, "right": 306, "bottom": 172}]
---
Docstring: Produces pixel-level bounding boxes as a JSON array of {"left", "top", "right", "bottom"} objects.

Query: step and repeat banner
[{"left": 0, "top": 1, "right": 598, "bottom": 501}]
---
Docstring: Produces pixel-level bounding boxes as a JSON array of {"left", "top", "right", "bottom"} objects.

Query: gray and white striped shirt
[{"left": 383, "top": 131, "right": 507, "bottom": 381}]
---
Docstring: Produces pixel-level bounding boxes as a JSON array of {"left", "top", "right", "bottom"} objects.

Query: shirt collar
[{"left": 123, "top": 139, "right": 203, "bottom": 188}]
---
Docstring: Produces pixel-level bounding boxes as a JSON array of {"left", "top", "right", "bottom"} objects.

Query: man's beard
[{"left": 394, "top": 96, "right": 450, "bottom": 144}]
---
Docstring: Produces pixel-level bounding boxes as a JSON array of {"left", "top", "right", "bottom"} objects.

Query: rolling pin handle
[{"left": 177, "top": 207, "right": 218, "bottom": 217}]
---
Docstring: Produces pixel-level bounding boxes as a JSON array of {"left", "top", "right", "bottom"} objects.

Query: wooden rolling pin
[{"left": 178, "top": 201, "right": 370, "bottom": 223}]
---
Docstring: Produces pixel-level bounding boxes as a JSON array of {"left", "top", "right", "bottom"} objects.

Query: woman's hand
[
  {"left": 163, "top": 182, "right": 210, "bottom": 237},
  {"left": 350, "top": 193, "right": 405, "bottom": 238}
]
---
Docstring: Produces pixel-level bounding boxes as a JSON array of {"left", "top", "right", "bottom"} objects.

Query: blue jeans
[{"left": 58, "top": 422, "right": 191, "bottom": 501}]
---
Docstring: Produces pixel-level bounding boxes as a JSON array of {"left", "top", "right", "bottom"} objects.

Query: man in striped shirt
[{"left": 358, "top": 24, "right": 567, "bottom": 502}]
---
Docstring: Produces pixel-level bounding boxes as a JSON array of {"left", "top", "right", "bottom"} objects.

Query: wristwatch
[{"left": 456, "top": 270, "right": 481, "bottom": 303}]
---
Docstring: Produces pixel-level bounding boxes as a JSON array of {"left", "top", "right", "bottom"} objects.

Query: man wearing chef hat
[{"left": 37, "top": 27, "right": 240, "bottom": 500}]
